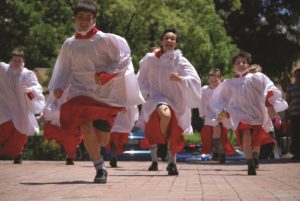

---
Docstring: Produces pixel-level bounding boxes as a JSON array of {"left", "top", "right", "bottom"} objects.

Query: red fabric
[
  {"left": 265, "top": 91, "right": 274, "bottom": 107},
  {"left": 154, "top": 49, "right": 162, "bottom": 58},
  {"left": 144, "top": 108, "right": 184, "bottom": 155},
  {"left": 140, "top": 139, "right": 150, "bottom": 149},
  {"left": 60, "top": 96, "right": 123, "bottom": 131},
  {"left": 96, "top": 72, "right": 119, "bottom": 85},
  {"left": 0, "top": 121, "right": 27, "bottom": 158},
  {"left": 235, "top": 121, "right": 274, "bottom": 148},
  {"left": 75, "top": 27, "right": 99, "bottom": 39},
  {"left": 200, "top": 124, "right": 236, "bottom": 154},
  {"left": 44, "top": 124, "right": 83, "bottom": 159},
  {"left": 104, "top": 132, "right": 129, "bottom": 155},
  {"left": 26, "top": 91, "right": 35, "bottom": 100}
]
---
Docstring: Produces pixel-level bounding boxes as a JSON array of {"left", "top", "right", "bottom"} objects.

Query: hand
[
  {"left": 53, "top": 88, "right": 64, "bottom": 99},
  {"left": 23, "top": 85, "right": 30, "bottom": 93},
  {"left": 268, "top": 106, "right": 276, "bottom": 119},
  {"left": 170, "top": 72, "right": 182, "bottom": 82}
]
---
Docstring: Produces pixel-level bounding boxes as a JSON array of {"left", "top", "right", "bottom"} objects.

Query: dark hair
[
  {"left": 74, "top": 0, "right": 97, "bottom": 17},
  {"left": 160, "top": 28, "right": 179, "bottom": 42},
  {"left": 208, "top": 68, "right": 222, "bottom": 78},
  {"left": 231, "top": 51, "right": 252, "bottom": 65},
  {"left": 10, "top": 48, "right": 25, "bottom": 59}
]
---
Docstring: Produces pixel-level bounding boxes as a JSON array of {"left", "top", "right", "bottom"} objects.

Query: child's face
[
  {"left": 161, "top": 32, "right": 177, "bottom": 53},
  {"left": 233, "top": 56, "right": 249, "bottom": 75},
  {"left": 74, "top": 11, "right": 96, "bottom": 32},
  {"left": 208, "top": 75, "right": 221, "bottom": 89},
  {"left": 10, "top": 56, "right": 24, "bottom": 69}
]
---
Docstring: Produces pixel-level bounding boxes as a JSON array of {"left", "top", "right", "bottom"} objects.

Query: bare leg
[
  {"left": 80, "top": 121, "right": 101, "bottom": 161},
  {"left": 157, "top": 104, "right": 171, "bottom": 139}
]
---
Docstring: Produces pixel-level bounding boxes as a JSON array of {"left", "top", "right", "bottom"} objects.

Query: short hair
[
  {"left": 231, "top": 51, "right": 252, "bottom": 65},
  {"left": 249, "top": 64, "right": 262, "bottom": 73},
  {"left": 160, "top": 28, "right": 179, "bottom": 42},
  {"left": 10, "top": 48, "right": 25, "bottom": 59},
  {"left": 74, "top": 0, "right": 97, "bottom": 17},
  {"left": 208, "top": 68, "right": 222, "bottom": 78}
]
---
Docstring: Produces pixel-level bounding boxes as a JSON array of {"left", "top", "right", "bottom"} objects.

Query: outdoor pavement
[{"left": 0, "top": 159, "right": 299, "bottom": 201}]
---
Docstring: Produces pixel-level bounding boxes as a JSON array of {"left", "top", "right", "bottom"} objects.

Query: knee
[
  {"left": 80, "top": 122, "right": 93, "bottom": 136},
  {"left": 157, "top": 105, "right": 171, "bottom": 120}
]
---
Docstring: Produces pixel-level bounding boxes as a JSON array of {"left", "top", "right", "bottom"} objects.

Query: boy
[
  {"left": 137, "top": 28, "right": 201, "bottom": 175},
  {"left": 199, "top": 68, "right": 235, "bottom": 163},
  {"left": 0, "top": 48, "right": 45, "bottom": 163},
  {"left": 48, "top": 0, "right": 144, "bottom": 183},
  {"left": 211, "top": 51, "right": 287, "bottom": 175}
]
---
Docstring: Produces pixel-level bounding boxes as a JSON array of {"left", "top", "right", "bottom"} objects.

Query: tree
[
  {"left": 0, "top": 0, "right": 74, "bottom": 69},
  {"left": 215, "top": 0, "right": 300, "bottom": 83}
]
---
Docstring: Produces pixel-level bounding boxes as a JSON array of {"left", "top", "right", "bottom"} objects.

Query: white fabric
[
  {"left": 48, "top": 31, "right": 144, "bottom": 107},
  {"left": 211, "top": 72, "right": 288, "bottom": 130},
  {"left": 137, "top": 50, "right": 201, "bottom": 134},
  {"left": 43, "top": 88, "right": 70, "bottom": 126},
  {"left": 0, "top": 62, "right": 45, "bottom": 135},
  {"left": 198, "top": 85, "right": 233, "bottom": 129},
  {"left": 111, "top": 106, "right": 138, "bottom": 133}
]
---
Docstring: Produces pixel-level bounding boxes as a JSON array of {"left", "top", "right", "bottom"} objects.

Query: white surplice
[
  {"left": 137, "top": 50, "right": 201, "bottom": 134},
  {"left": 48, "top": 31, "right": 144, "bottom": 108},
  {"left": 0, "top": 62, "right": 45, "bottom": 135},
  {"left": 199, "top": 85, "right": 233, "bottom": 129},
  {"left": 211, "top": 72, "right": 288, "bottom": 130}
]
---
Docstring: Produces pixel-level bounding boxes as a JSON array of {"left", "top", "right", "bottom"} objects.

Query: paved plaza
[{"left": 0, "top": 159, "right": 299, "bottom": 201}]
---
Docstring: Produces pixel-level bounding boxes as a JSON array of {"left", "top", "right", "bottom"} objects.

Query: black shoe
[
  {"left": 148, "top": 161, "right": 158, "bottom": 171},
  {"left": 66, "top": 157, "right": 74, "bottom": 165},
  {"left": 109, "top": 157, "right": 117, "bottom": 168},
  {"left": 167, "top": 163, "right": 179, "bottom": 175},
  {"left": 219, "top": 153, "right": 226, "bottom": 164},
  {"left": 247, "top": 160, "right": 256, "bottom": 176},
  {"left": 13, "top": 155, "right": 22, "bottom": 164},
  {"left": 212, "top": 152, "right": 219, "bottom": 161},
  {"left": 254, "top": 158, "right": 259, "bottom": 169},
  {"left": 94, "top": 169, "right": 108, "bottom": 183}
]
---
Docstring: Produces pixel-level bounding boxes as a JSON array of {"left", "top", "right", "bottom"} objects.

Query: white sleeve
[{"left": 48, "top": 41, "right": 72, "bottom": 91}]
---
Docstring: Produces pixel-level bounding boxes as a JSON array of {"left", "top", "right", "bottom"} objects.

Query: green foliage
[
  {"left": 22, "top": 135, "right": 65, "bottom": 160},
  {"left": 96, "top": 0, "right": 237, "bottom": 78},
  {"left": 184, "top": 132, "right": 201, "bottom": 144}
]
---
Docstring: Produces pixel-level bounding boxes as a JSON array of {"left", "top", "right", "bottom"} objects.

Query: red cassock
[
  {"left": 44, "top": 124, "right": 83, "bottom": 159},
  {"left": 0, "top": 121, "right": 27, "bottom": 158},
  {"left": 60, "top": 96, "right": 123, "bottom": 131},
  {"left": 200, "top": 124, "right": 236, "bottom": 154},
  {"left": 104, "top": 132, "right": 129, "bottom": 155},
  {"left": 235, "top": 121, "right": 275, "bottom": 148},
  {"left": 144, "top": 108, "right": 184, "bottom": 155}
]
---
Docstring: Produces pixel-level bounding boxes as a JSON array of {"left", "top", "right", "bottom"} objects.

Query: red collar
[
  {"left": 234, "top": 71, "right": 249, "bottom": 78},
  {"left": 154, "top": 49, "right": 163, "bottom": 58},
  {"left": 75, "top": 28, "right": 99, "bottom": 39}
]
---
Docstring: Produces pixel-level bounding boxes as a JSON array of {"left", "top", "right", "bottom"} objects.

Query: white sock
[{"left": 150, "top": 144, "right": 158, "bottom": 162}]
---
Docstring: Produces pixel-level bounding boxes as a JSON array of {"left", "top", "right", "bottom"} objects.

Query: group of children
[{"left": 0, "top": 0, "right": 289, "bottom": 183}]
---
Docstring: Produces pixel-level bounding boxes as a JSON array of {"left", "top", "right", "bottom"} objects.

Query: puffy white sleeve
[
  {"left": 48, "top": 41, "right": 72, "bottom": 91},
  {"left": 137, "top": 55, "right": 151, "bottom": 100},
  {"left": 97, "top": 33, "right": 132, "bottom": 74},
  {"left": 177, "top": 57, "right": 201, "bottom": 108},
  {"left": 210, "top": 80, "right": 232, "bottom": 114},
  {"left": 23, "top": 70, "right": 45, "bottom": 114},
  {"left": 198, "top": 86, "right": 208, "bottom": 117},
  {"left": 254, "top": 73, "right": 288, "bottom": 112}
]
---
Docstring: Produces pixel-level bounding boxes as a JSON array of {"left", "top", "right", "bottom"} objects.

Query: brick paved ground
[{"left": 0, "top": 159, "right": 299, "bottom": 201}]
